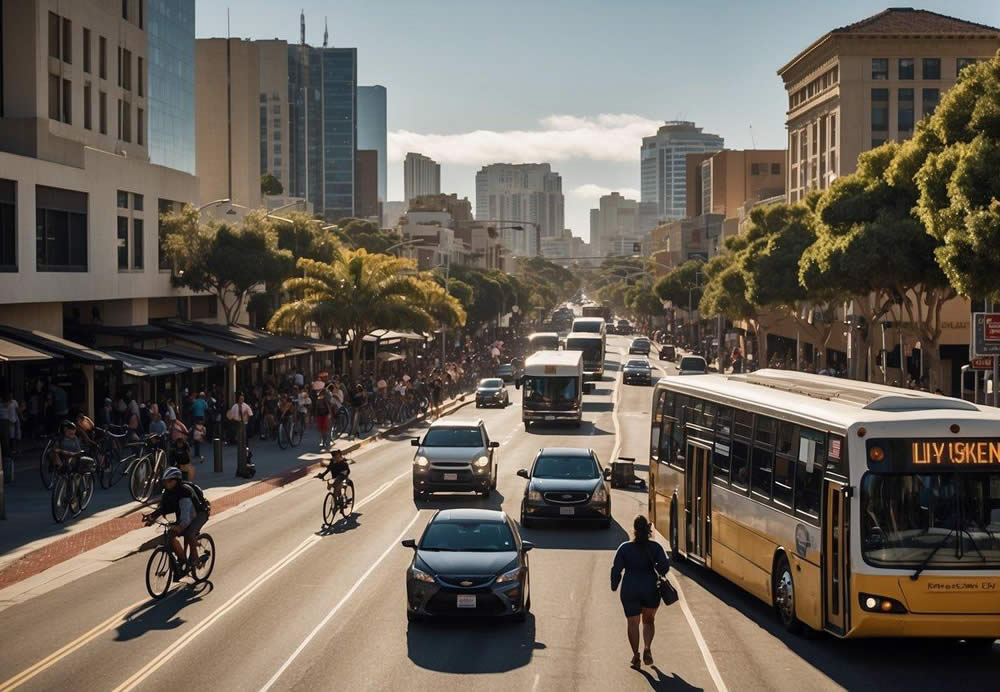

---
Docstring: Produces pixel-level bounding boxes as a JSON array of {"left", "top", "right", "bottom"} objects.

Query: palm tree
[{"left": 268, "top": 249, "right": 466, "bottom": 379}]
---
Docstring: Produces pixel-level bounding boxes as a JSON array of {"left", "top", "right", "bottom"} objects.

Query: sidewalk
[{"left": 0, "top": 394, "right": 472, "bottom": 592}]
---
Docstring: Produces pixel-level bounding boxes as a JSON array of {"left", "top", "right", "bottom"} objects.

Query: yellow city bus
[{"left": 648, "top": 369, "right": 1000, "bottom": 643}]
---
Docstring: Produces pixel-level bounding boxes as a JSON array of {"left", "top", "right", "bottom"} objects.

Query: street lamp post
[{"left": 197, "top": 198, "right": 231, "bottom": 212}]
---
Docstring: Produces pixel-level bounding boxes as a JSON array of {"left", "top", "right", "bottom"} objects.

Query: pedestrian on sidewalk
[{"left": 611, "top": 515, "right": 669, "bottom": 668}]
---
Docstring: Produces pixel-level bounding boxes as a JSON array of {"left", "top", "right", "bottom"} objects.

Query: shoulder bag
[{"left": 645, "top": 543, "right": 678, "bottom": 606}]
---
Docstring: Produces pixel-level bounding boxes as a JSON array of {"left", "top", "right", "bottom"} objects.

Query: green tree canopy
[
  {"left": 654, "top": 258, "right": 705, "bottom": 309},
  {"left": 260, "top": 174, "right": 283, "bottom": 196},
  {"left": 335, "top": 217, "right": 401, "bottom": 254}
]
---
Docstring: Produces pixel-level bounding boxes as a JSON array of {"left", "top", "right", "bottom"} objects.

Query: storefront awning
[
  {"left": 153, "top": 321, "right": 267, "bottom": 360},
  {"left": 152, "top": 345, "right": 229, "bottom": 366},
  {"left": 0, "top": 326, "right": 118, "bottom": 364},
  {"left": 376, "top": 352, "right": 406, "bottom": 362},
  {"left": 0, "top": 337, "right": 58, "bottom": 362},
  {"left": 107, "top": 351, "right": 189, "bottom": 378},
  {"left": 366, "top": 329, "right": 429, "bottom": 343}
]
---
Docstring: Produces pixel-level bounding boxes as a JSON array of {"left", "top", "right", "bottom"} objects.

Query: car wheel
[{"left": 521, "top": 514, "right": 534, "bottom": 529}]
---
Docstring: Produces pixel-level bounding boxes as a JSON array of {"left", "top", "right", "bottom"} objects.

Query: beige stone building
[{"left": 779, "top": 8, "right": 1000, "bottom": 203}]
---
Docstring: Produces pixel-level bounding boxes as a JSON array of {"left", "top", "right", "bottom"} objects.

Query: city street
[{"left": 0, "top": 335, "right": 997, "bottom": 692}]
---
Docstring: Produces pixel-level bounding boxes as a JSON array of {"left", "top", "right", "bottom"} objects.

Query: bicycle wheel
[
  {"left": 79, "top": 472, "right": 95, "bottom": 511},
  {"left": 110, "top": 454, "right": 131, "bottom": 488},
  {"left": 68, "top": 474, "right": 84, "bottom": 518},
  {"left": 339, "top": 480, "right": 355, "bottom": 518},
  {"left": 98, "top": 452, "right": 113, "bottom": 489},
  {"left": 290, "top": 420, "right": 303, "bottom": 447},
  {"left": 277, "top": 420, "right": 289, "bottom": 449},
  {"left": 40, "top": 440, "right": 56, "bottom": 490},
  {"left": 130, "top": 455, "right": 154, "bottom": 503},
  {"left": 322, "top": 492, "right": 337, "bottom": 526},
  {"left": 361, "top": 411, "right": 375, "bottom": 435},
  {"left": 51, "top": 476, "right": 70, "bottom": 523},
  {"left": 192, "top": 533, "right": 216, "bottom": 582},
  {"left": 145, "top": 547, "right": 173, "bottom": 599}
]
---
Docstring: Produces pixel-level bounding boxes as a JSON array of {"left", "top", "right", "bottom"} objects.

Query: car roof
[
  {"left": 478, "top": 378, "right": 502, "bottom": 384},
  {"left": 626, "top": 359, "right": 649, "bottom": 365},
  {"left": 433, "top": 508, "right": 507, "bottom": 523},
  {"left": 536, "top": 447, "right": 594, "bottom": 457},
  {"left": 428, "top": 418, "right": 482, "bottom": 428}
]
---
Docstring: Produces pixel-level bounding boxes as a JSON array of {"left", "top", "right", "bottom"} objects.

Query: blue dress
[{"left": 611, "top": 540, "right": 669, "bottom": 616}]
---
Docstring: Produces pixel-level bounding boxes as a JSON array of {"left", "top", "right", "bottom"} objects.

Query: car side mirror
[
  {"left": 603, "top": 468, "right": 612, "bottom": 480},
  {"left": 401, "top": 538, "right": 416, "bottom": 549},
  {"left": 521, "top": 541, "right": 534, "bottom": 552},
  {"left": 411, "top": 438, "right": 420, "bottom": 447},
  {"left": 489, "top": 441, "right": 500, "bottom": 449},
  {"left": 516, "top": 468, "right": 529, "bottom": 479}
]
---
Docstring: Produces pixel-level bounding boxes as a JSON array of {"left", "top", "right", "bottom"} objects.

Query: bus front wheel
[{"left": 773, "top": 554, "right": 803, "bottom": 634}]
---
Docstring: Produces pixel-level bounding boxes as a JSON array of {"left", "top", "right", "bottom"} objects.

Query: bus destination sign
[{"left": 868, "top": 439, "right": 1000, "bottom": 471}]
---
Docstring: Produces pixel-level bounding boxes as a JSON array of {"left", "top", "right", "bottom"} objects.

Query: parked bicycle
[
  {"left": 128, "top": 433, "right": 169, "bottom": 503},
  {"left": 50, "top": 451, "right": 96, "bottom": 523},
  {"left": 93, "top": 425, "right": 129, "bottom": 489},
  {"left": 144, "top": 519, "right": 216, "bottom": 599},
  {"left": 277, "top": 411, "right": 303, "bottom": 449},
  {"left": 320, "top": 475, "right": 355, "bottom": 526}
]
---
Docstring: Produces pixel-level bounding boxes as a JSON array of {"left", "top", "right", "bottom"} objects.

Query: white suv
[{"left": 411, "top": 419, "right": 499, "bottom": 500}]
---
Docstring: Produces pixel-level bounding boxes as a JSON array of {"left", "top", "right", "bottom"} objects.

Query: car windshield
[
  {"left": 680, "top": 357, "right": 705, "bottom": 371},
  {"left": 421, "top": 427, "right": 484, "bottom": 447},
  {"left": 523, "top": 375, "right": 578, "bottom": 407},
  {"left": 478, "top": 379, "right": 502, "bottom": 389},
  {"left": 632, "top": 339, "right": 648, "bottom": 345},
  {"left": 861, "top": 472, "right": 1000, "bottom": 569},
  {"left": 533, "top": 455, "right": 600, "bottom": 480},
  {"left": 420, "top": 520, "right": 516, "bottom": 552},
  {"left": 626, "top": 360, "right": 648, "bottom": 369},
  {"left": 566, "top": 339, "right": 602, "bottom": 363}
]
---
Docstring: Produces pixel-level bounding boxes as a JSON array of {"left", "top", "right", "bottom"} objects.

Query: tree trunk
[{"left": 351, "top": 333, "right": 364, "bottom": 382}]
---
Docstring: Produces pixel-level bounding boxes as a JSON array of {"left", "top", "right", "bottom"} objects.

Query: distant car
[
  {"left": 402, "top": 508, "right": 532, "bottom": 622},
  {"left": 616, "top": 320, "right": 632, "bottom": 335},
  {"left": 659, "top": 345, "right": 676, "bottom": 361},
  {"left": 475, "top": 378, "right": 509, "bottom": 408},
  {"left": 628, "top": 338, "right": 651, "bottom": 355},
  {"left": 678, "top": 355, "right": 708, "bottom": 375},
  {"left": 496, "top": 363, "right": 515, "bottom": 382},
  {"left": 518, "top": 448, "right": 612, "bottom": 529},
  {"left": 623, "top": 359, "right": 653, "bottom": 385},
  {"left": 411, "top": 419, "right": 500, "bottom": 499}
]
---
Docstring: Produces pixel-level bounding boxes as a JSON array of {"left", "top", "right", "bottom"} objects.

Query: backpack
[{"left": 182, "top": 481, "right": 211, "bottom": 515}]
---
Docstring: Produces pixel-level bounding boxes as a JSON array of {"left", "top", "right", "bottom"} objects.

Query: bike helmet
[{"left": 162, "top": 467, "right": 183, "bottom": 481}]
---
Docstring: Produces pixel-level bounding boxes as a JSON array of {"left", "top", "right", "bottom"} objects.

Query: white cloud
[
  {"left": 388, "top": 114, "right": 659, "bottom": 165},
  {"left": 570, "top": 184, "right": 641, "bottom": 201}
]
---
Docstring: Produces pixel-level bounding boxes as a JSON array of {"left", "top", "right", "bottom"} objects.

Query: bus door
[
  {"left": 684, "top": 440, "right": 712, "bottom": 562},
  {"left": 822, "top": 481, "right": 850, "bottom": 635}
]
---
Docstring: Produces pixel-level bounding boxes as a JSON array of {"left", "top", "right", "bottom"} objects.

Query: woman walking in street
[{"left": 611, "top": 515, "right": 669, "bottom": 667}]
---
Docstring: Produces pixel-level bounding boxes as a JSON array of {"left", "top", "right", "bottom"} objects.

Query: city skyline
[{"left": 194, "top": 1, "right": 1000, "bottom": 239}]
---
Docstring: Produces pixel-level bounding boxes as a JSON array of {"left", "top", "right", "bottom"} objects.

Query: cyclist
[
  {"left": 315, "top": 448, "right": 350, "bottom": 499},
  {"left": 51, "top": 419, "right": 82, "bottom": 471},
  {"left": 142, "top": 467, "right": 211, "bottom": 580}
]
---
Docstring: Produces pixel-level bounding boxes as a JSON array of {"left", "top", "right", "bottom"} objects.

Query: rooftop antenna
[
  {"left": 323, "top": 17, "right": 329, "bottom": 47},
  {"left": 749, "top": 123, "right": 757, "bottom": 149},
  {"left": 300, "top": 9, "right": 305, "bottom": 45}
]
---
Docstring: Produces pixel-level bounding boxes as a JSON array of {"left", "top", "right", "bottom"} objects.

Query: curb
[{"left": 0, "top": 395, "right": 474, "bottom": 592}]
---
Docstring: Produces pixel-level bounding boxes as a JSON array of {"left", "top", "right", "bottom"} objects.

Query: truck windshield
[
  {"left": 860, "top": 472, "right": 1000, "bottom": 569},
  {"left": 522, "top": 376, "right": 578, "bottom": 409},
  {"left": 566, "top": 339, "right": 602, "bottom": 364}
]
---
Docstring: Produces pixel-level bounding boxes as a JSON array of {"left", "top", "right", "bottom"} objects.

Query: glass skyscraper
[
  {"left": 358, "top": 86, "right": 387, "bottom": 203},
  {"left": 640, "top": 121, "right": 723, "bottom": 222},
  {"left": 287, "top": 45, "right": 357, "bottom": 221},
  {"left": 146, "top": 0, "right": 196, "bottom": 174}
]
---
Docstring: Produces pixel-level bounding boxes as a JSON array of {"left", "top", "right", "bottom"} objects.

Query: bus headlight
[{"left": 859, "top": 593, "right": 907, "bottom": 614}]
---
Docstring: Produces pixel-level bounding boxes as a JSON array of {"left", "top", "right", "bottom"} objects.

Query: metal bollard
[
  {"left": 213, "top": 438, "right": 223, "bottom": 473},
  {"left": 236, "top": 421, "right": 248, "bottom": 474}
]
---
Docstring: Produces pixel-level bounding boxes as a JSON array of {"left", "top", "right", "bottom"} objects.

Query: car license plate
[
  {"left": 560, "top": 506, "right": 575, "bottom": 515},
  {"left": 443, "top": 473, "right": 458, "bottom": 481},
  {"left": 457, "top": 594, "right": 476, "bottom": 608},
  {"left": 545, "top": 415, "right": 555, "bottom": 420}
]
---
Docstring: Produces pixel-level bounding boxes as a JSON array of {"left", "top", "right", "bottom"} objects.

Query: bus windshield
[
  {"left": 565, "top": 339, "right": 602, "bottom": 364},
  {"left": 529, "top": 336, "right": 560, "bottom": 350},
  {"left": 573, "top": 321, "right": 602, "bottom": 333},
  {"left": 860, "top": 472, "right": 1000, "bottom": 569},
  {"left": 522, "top": 375, "right": 579, "bottom": 410}
]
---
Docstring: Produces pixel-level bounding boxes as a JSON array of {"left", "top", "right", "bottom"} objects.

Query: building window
[
  {"left": 273, "top": 141, "right": 281, "bottom": 155},
  {"left": 117, "top": 216, "right": 129, "bottom": 270},
  {"left": 0, "top": 179, "right": 16, "bottom": 272},
  {"left": 83, "top": 28, "right": 91, "bottom": 73},
  {"left": 272, "top": 104, "right": 280, "bottom": 114},
  {"left": 922, "top": 58, "right": 940, "bottom": 80},
  {"left": 133, "top": 193, "right": 143, "bottom": 211},
  {"left": 898, "top": 58, "right": 913, "bottom": 80},
  {"left": 922, "top": 88, "right": 940, "bottom": 118},
  {"left": 117, "top": 190, "right": 129, "bottom": 208},
  {"left": 99, "top": 91, "right": 107, "bottom": 134},
  {"left": 898, "top": 88, "right": 914, "bottom": 136},
  {"left": 63, "top": 79, "right": 72, "bottom": 125},
  {"left": 750, "top": 163, "right": 760, "bottom": 175},
  {"left": 872, "top": 58, "right": 888, "bottom": 80},
  {"left": 84, "top": 83, "right": 92, "bottom": 130},
  {"left": 872, "top": 138, "right": 886, "bottom": 149},
  {"left": 99, "top": 36, "right": 107, "bottom": 79},
  {"left": 48, "top": 74, "right": 60, "bottom": 120},
  {"left": 871, "top": 88, "right": 889, "bottom": 132},
  {"left": 122, "top": 49, "right": 132, "bottom": 91},
  {"left": 137, "top": 107, "right": 144, "bottom": 145},
  {"left": 770, "top": 163, "right": 780, "bottom": 175},
  {"left": 117, "top": 46, "right": 121, "bottom": 87},
  {"left": 48, "top": 12, "right": 60, "bottom": 59},
  {"left": 957, "top": 58, "right": 977, "bottom": 75},
  {"left": 122, "top": 0, "right": 128, "bottom": 20},
  {"left": 133, "top": 219, "right": 143, "bottom": 269},
  {"left": 36, "top": 186, "right": 88, "bottom": 272},
  {"left": 137, "top": 56, "right": 144, "bottom": 97},
  {"left": 829, "top": 114, "right": 836, "bottom": 147},
  {"left": 120, "top": 99, "right": 131, "bottom": 142},
  {"left": 62, "top": 17, "right": 72, "bottom": 64}
]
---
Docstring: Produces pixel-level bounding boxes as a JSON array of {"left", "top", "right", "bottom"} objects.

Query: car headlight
[
  {"left": 414, "top": 456, "right": 429, "bottom": 468},
  {"left": 591, "top": 484, "right": 608, "bottom": 503},
  {"left": 495, "top": 566, "right": 522, "bottom": 584},
  {"left": 494, "top": 391, "right": 503, "bottom": 398},
  {"left": 527, "top": 489, "right": 543, "bottom": 502},
  {"left": 409, "top": 566, "right": 435, "bottom": 583},
  {"left": 474, "top": 456, "right": 490, "bottom": 468}
]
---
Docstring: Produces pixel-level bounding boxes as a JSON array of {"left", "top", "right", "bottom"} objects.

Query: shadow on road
[
  {"left": 414, "top": 490, "right": 507, "bottom": 512},
  {"left": 634, "top": 666, "right": 704, "bottom": 691},
  {"left": 406, "top": 614, "right": 544, "bottom": 673},
  {"left": 583, "top": 401, "right": 615, "bottom": 413},
  {"left": 526, "top": 421, "right": 611, "bottom": 436},
  {"left": 516, "top": 516, "right": 629, "bottom": 551},
  {"left": 317, "top": 511, "right": 362, "bottom": 536},
  {"left": 114, "top": 580, "right": 212, "bottom": 641},
  {"left": 670, "top": 560, "right": 999, "bottom": 690}
]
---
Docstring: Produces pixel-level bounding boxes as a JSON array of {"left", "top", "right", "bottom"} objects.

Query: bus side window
[
  {"left": 650, "top": 390, "right": 666, "bottom": 461},
  {"left": 773, "top": 421, "right": 798, "bottom": 509},
  {"left": 670, "top": 394, "right": 688, "bottom": 469},
  {"left": 713, "top": 406, "right": 734, "bottom": 484},
  {"left": 657, "top": 391, "right": 676, "bottom": 464},
  {"left": 794, "top": 428, "right": 825, "bottom": 524},
  {"left": 731, "top": 409, "right": 753, "bottom": 492}
]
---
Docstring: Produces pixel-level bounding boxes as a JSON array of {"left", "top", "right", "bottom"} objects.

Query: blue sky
[{"left": 196, "top": 1, "right": 1000, "bottom": 240}]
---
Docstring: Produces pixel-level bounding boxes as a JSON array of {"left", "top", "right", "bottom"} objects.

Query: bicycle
[
  {"left": 94, "top": 426, "right": 129, "bottom": 489},
  {"left": 319, "top": 475, "right": 355, "bottom": 526},
  {"left": 128, "top": 434, "right": 168, "bottom": 503},
  {"left": 144, "top": 519, "right": 216, "bottom": 599},
  {"left": 50, "top": 451, "right": 96, "bottom": 523},
  {"left": 277, "top": 411, "right": 303, "bottom": 449}
]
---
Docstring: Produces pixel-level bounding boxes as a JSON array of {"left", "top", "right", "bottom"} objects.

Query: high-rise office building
[
  {"left": 146, "top": 0, "right": 195, "bottom": 174},
  {"left": 591, "top": 192, "right": 638, "bottom": 257},
  {"left": 640, "top": 121, "right": 724, "bottom": 222},
  {"left": 256, "top": 40, "right": 290, "bottom": 194},
  {"left": 358, "top": 85, "right": 387, "bottom": 204},
  {"left": 474, "top": 163, "right": 564, "bottom": 257},
  {"left": 404, "top": 153, "right": 440, "bottom": 203},
  {"left": 355, "top": 149, "right": 379, "bottom": 220}
]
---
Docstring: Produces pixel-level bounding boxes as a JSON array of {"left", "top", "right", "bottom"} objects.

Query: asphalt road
[{"left": 0, "top": 335, "right": 996, "bottom": 692}]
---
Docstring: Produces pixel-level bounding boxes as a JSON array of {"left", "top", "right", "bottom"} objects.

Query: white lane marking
[
  {"left": 669, "top": 572, "right": 729, "bottom": 692},
  {"left": 111, "top": 468, "right": 411, "bottom": 692},
  {"left": 258, "top": 511, "right": 423, "bottom": 692}
]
